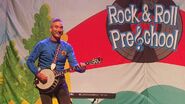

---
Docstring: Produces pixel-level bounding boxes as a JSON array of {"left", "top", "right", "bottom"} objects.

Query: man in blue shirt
[{"left": 27, "top": 18, "right": 86, "bottom": 104}]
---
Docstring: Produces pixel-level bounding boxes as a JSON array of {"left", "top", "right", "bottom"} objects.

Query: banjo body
[{"left": 35, "top": 69, "right": 61, "bottom": 93}]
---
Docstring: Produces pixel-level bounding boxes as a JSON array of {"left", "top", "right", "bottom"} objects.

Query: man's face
[{"left": 50, "top": 21, "right": 63, "bottom": 39}]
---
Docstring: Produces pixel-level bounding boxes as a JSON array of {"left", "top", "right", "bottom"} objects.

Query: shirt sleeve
[
  {"left": 67, "top": 44, "right": 78, "bottom": 67},
  {"left": 26, "top": 42, "right": 43, "bottom": 75},
  {"left": 67, "top": 44, "right": 85, "bottom": 73}
]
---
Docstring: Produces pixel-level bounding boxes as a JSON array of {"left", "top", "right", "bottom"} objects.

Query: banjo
[{"left": 34, "top": 57, "right": 102, "bottom": 93}]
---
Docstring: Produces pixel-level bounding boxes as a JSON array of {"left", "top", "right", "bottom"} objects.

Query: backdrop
[{"left": 0, "top": 0, "right": 185, "bottom": 104}]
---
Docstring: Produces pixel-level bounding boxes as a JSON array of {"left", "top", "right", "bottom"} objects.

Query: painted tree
[
  {"left": 0, "top": 3, "right": 51, "bottom": 104},
  {"left": 0, "top": 68, "right": 3, "bottom": 103},
  {"left": 0, "top": 41, "right": 39, "bottom": 104},
  {"left": 23, "top": 4, "right": 51, "bottom": 53}
]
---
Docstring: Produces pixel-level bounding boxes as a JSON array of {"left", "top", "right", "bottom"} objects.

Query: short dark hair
[{"left": 51, "top": 17, "right": 63, "bottom": 25}]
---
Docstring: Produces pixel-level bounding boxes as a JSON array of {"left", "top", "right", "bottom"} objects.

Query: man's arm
[
  {"left": 27, "top": 42, "right": 47, "bottom": 83},
  {"left": 67, "top": 44, "right": 86, "bottom": 73},
  {"left": 26, "top": 42, "right": 42, "bottom": 75}
]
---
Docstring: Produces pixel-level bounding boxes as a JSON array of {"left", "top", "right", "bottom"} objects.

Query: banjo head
[{"left": 36, "top": 69, "right": 56, "bottom": 90}]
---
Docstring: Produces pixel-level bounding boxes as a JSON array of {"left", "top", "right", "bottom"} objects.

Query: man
[{"left": 27, "top": 18, "right": 86, "bottom": 104}]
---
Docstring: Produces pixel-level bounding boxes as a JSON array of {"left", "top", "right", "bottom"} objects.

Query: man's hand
[
  {"left": 79, "top": 62, "right": 86, "bottom": 73},
  {"left": 79, "top": 62, "right": 86, "bottom": 68},
  {"left": 72, "top": 63, "right": 86, "bottom": 73},
  {"left": 36, "top": 72, "right": 47, "bottom": 84}
]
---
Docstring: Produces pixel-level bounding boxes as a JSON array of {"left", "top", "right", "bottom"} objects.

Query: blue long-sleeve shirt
[{"left": 27, "top": 38, "right": 84, "bottom": 75}]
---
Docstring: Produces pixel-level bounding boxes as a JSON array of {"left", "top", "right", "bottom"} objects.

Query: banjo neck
[
  {"left": 54, "top": 68, "right": 70, "bottom": 77},
  {"left": 53, "top": 57, "right": 102, "bottom": 77},
  {"left": 35, "top": 57, "right": 102, "bottom": 93}
]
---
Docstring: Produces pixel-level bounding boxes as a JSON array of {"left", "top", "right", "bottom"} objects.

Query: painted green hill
[{"left": 99, "top": 85, "right": 185, "bottom": 104}]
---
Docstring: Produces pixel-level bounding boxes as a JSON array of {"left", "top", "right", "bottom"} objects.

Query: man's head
[{"left": 50, "top": 18, "right": 64, "bottom": 40}]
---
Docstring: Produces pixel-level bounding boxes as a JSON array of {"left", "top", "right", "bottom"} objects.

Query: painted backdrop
[{"left": 0, "top": 0, "right": 185, "bottom": 104}]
